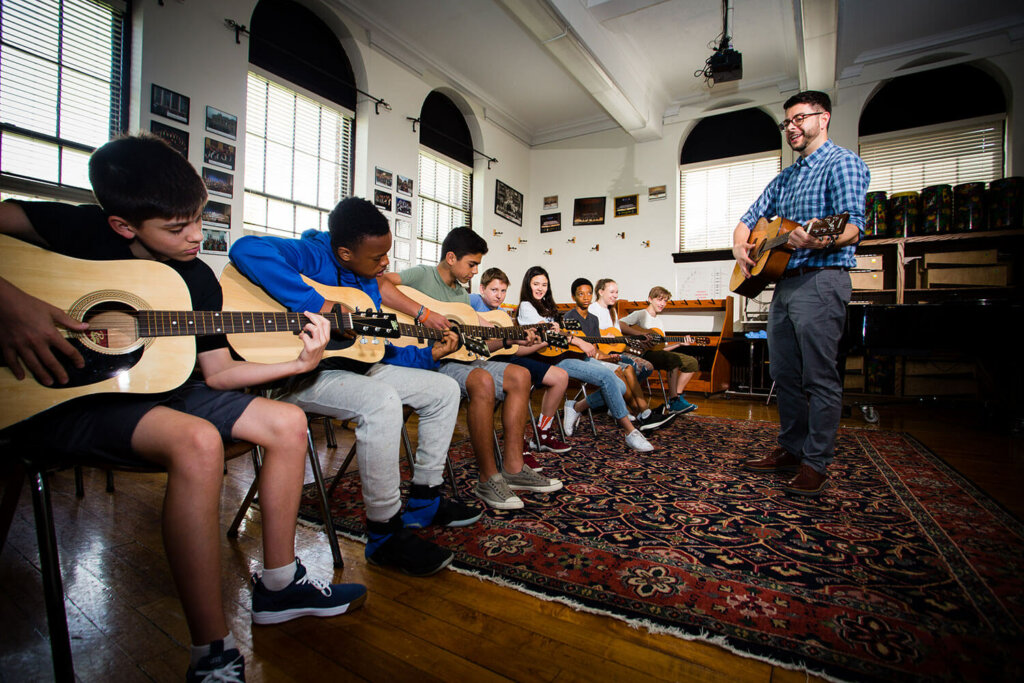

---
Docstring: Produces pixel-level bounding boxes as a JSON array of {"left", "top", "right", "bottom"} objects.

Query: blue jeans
[{"left": 555, "top": 357, "right": 628, "bottom": 420}]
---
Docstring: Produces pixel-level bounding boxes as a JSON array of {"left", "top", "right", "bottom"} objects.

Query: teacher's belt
[{"left": 780, "top": 265, "right": 849, "bottom": 280}]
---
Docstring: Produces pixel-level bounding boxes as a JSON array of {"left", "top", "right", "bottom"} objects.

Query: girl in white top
[{"left": 587, "top": 278, "right": 657, "bottom": 410}]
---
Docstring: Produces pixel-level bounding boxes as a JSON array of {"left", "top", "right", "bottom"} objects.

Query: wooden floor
[{"left": 1, "top": 393, "right": 1021, "bottom": 682}]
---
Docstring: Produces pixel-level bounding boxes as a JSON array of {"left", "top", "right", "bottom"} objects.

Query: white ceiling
[{"left": 328, "top": 0, "right": 1024, "bottom": 146}]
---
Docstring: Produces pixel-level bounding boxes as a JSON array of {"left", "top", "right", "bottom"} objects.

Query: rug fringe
[{"left": 447, "top": 564, "right": 850, "bottom": 683}]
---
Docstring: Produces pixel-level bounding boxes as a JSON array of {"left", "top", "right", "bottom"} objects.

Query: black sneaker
[
  {"left": 637, "top": 410, "right": 677, "bottom": 433},
  {"left": 251, "top": 558, "right": 367, "bottom": 625},
  {"left": 186, "top": 640, "right": 245, "bottom": 682},
  {"left": 367, "top": 527, "right": 454, "bottom": 576},
  {"left": 431, "top": 496, "right": 484, "bottom": 528},
  {"left": 404, "top": 484, "right": 483, "bottom": 528}
]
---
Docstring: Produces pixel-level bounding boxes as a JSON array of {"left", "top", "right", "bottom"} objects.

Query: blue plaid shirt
[{"left": 739, "top": 139, "right": 870, "bottom": 269}]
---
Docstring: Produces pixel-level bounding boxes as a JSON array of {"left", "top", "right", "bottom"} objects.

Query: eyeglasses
[{"left": 778, "top": 112, "right": 824, "bottom": 131}]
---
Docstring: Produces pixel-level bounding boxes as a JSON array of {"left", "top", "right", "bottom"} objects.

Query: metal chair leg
[{"left": 306, "top": 427, "right": 344, "bottom": 568}]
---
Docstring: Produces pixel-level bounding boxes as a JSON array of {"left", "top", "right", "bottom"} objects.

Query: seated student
[
  {"left": 618, "top": 286, "right": 700, "bottom": 414},
  {"left": 470, "top": 267, "right": 572, "bottom": 466},
  {"left": 588, "top": 278, "right": 655, "bottom": 383},
  {"left": 382, "top": 229, "right": 563, "bottom": 511},
  {"left": 0, "top": 134, "right": 364, "bottom": 683},
  {"left": 562, "top": 278, "right": 675, "bottom": 433},
  {"left": 516, "top": 267, "right": 656, "bottom": 452},
  {"left": 230, "top": 197, "right": 481, "bottom": 578}
]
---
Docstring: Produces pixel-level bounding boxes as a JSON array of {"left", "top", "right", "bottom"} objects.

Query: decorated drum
[
  {"left": 920, "top": 184, "right": 952, "bottom": 234},
  {"left": 864, "top": 191, "right": 887, "bottom": 237},
  {"left": 986, "top": 177, "right": 1023, "bottom": 230},
  {"left": 953, "top": 182, "right": 986, "bottom": 232},
  {"left": 887, "top": 191, "right": 919, "bottom": 238}
]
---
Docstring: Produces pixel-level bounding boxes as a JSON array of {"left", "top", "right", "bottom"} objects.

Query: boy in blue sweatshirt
[{"left": 230, "top": 197, "right": 480, "bottom": 577}]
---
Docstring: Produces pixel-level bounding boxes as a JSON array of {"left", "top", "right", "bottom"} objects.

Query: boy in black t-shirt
[{"left": 0, "top": 135, "right": 365, "bottom": 682}]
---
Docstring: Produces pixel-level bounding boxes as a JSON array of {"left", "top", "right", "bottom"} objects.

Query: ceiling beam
[{"left": 795, "top": 0, "right": 838, "bottom": 93}]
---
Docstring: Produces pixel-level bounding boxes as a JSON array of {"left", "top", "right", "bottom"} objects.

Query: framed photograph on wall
[
  {"left": 150, "top": 84, "right": 190, "bottom": 124},
  {"left": 205, "top": 106, "right": 237, "bottom": 140},
  {"left": 494, "top": 179, "right": 523, "bottom": 226},
  {"left": 202, "top": 200, "right": 231, "bottom": 228},
  {"left": 540, "top": 212, "right": 561, "bottom": 233},
  {"left": 543, "top": 195, "right": 558, "bottom": 210},
  {"left": 648, "top": 185, "right": 667, "bottom": 201},
  {"left": 397, "top": 174, "right": 413, "bottom": 196},
  {"left": 375, "top": 167, "right": 393, "bottom": 189},
  {"left": 374, "top": 189, "right": 392, "bottom": 212},
  {"left": 573, "top": 196, "right": 606, "bottom": 226},
  {"left": 201, "top": 226, "right": 229, "bottom": 255},
  {"left": 395, "top": 196, "right": 412, "bottom": 217},
  {"left": 149, "top": 120, "right": 188, "bottom": 157},
  {"left": 202, "top": 167, "right": 233, "bottom": 198},
  {"left": 204, "top": 137, "right": 235, "bottom": 170},
  {"left": 395, "top": 218, "right": 412, "bottom": 238},
  {"left": 614, "top": 194, "right": 638, "bottom": 217}
]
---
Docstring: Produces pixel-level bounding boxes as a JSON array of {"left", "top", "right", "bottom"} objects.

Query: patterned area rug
[{"left": 298, "top": 415, "right": 1024, "bottom": 682}]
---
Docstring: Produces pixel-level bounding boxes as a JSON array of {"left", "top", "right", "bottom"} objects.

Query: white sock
[
  {"left": 260, "top": 559, "right": 297, "bottom": 591},
  {"left": 639, "top": 409, "right": 651, "bottom": 419},
  {"left": 191, "top": 633, "right": 235, "bottom": 666}
]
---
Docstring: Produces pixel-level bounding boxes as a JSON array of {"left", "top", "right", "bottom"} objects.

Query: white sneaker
[
  {"left": 563, "top": 400, "right": 580, "bottom": 437},
  {"left": 625, "top": 429, "right": 653, "bottom": 452}
]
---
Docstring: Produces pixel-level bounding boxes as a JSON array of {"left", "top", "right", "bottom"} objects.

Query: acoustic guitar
[
  {"left": 536, "top": 327, "right": 646, "bottom": 359},
  {"left": 729, "top": 213, "right": 849, "bottom": 297},
  {"left": 637, "top": 329, "right": 711, "bottom": 352},
  {"left": 0, "top": 236, "right": 399, "bottom": 430},
  {"left": 383, "top": 286, "right": 492, "bottom": 362},
  {"left": 476, "top": 310, "right": 572, "bottom": 355}
]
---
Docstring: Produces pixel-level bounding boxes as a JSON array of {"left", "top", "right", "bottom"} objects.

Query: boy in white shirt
[{"left": 618, "top": 286, "right": 700, "bottom": 414}]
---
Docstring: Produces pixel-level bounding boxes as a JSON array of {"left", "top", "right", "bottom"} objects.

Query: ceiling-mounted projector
[{"left": 709, "top": 47, "right": 742, "bottom": 83}]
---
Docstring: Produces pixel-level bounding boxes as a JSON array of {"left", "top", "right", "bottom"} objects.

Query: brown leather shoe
[
  {"left": 743, "top": 446, "right": 800, "bottom": 472},
  {"left": 782, "top": 464, "right": 829, "bottom": 497}
]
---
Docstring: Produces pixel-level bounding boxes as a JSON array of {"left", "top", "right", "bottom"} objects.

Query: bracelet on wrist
[{"left": 414, "top": 304, "right": 425, "bottom": 323}]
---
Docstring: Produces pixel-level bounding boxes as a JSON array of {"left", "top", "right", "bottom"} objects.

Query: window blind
[
  {"left": 244, "top": 71, "right": 352, "bottom": 237},
  {"left": 0, "top": 0, "right": 126, "bottom": 192},
  {"left": 414, "top": 150, "right": 471, "bottom": 266},
  {"left": 679, "top": 152, "right": 780, "bottom": 252},
  {"left": 859, "top": 118, "right": 1004, "bottom": 194}
]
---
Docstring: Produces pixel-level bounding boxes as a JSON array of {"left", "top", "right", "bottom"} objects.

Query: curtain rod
[{"left": 407, "top": 117, "right": 497, "bottom": 169}]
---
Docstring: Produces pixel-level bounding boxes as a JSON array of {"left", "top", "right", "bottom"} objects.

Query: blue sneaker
[
  {"left": 186, "top": 640, "right": 245, "bottom": 682},
  {"left": 251, "top": 558, "right": 366, "bottom": 625},
  {"left": 668, "top": 396, "right": 697, "bottom": 414},
  {"left": 367, "top": 514, "right": 454, "bottom": 576},
  {"left": 403, "top": 484, "right": 483, "bottom": 529}
]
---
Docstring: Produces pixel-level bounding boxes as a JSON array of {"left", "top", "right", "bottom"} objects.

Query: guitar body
[
  {"left": 595, "top": 327, "right": 628, "bottom": 355},
  {"left": 478, "top": 309, "right": 518, "bottom": 356},
  {"left": 220, "top": 265, "right": 385, "bottom": 364},
  {"left": 0, "top": 234, "right": 196, "bottom": 430},
  {"left": 730, "top": 216, "right": 797, "bottom": 298},
  {"left": 384, "top": 286, "right": 486, "bottom": 362}
]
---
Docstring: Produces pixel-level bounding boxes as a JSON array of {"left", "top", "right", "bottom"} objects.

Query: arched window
[
  {"left": 408, "top": 91, "right": 473, "bottom": 267},
  {"left": 858, "top": 64, "right": 1006, "bottom": 193},
  {"left": 678, "top": 108, "right": 781, "bottom": 252},
  {"left": 243, "top": 0, "right": 355, "bottom": 237}
]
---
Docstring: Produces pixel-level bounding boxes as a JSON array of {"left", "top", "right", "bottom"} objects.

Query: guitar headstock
[
  {"left": 351, "top": 312, "right": 401, "bottom": 338},
  {"left": 808, "top": 213, "right": 850, "bottom": 238},
  {"left": 545, "top": 332, "right": 570, "bottom": 349},
  {"left": 561, "top": 318, "right": 582, "bottom": 331},
  {"left": 626, "top": 338, "right": 647, "bottom": 353},
  {"left": 461, "top": 334, "right": 491, "bottom": 358}
]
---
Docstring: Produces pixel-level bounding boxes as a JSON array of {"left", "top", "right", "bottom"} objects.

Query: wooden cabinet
[{"left": 853, "top": 230, "right": 1023, "bottom": 303}]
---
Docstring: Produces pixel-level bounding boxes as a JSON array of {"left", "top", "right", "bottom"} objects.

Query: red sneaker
[
  {"left": 537, "top": 429, "right": 571, "bottom": 454},
  {"left": 523, "top": 453, "right": 544, "bottom": 471}
]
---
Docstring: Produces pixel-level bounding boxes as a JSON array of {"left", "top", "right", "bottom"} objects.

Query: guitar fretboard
[{"left": 135, "top": 310, "right": 355, "bottom": 337}]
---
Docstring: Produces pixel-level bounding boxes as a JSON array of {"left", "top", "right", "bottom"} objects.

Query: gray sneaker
[
  {"left": 475, "top": 473, "right": 524, "bottom": 510},
  {"left": 625, "top": 429, "right": 654, "bottom": 452},
  {"left": 502, "top": 465, "right": 563, "bottom": 493}
]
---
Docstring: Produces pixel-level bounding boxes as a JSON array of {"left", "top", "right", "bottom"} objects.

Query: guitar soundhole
[{"left": 80, "top": 302, "right": 141, "bottom": 352}]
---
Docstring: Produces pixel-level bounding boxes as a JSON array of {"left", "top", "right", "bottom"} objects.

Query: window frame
[{"left": 409, "top": 147, "right": 472, "bottom": 267}]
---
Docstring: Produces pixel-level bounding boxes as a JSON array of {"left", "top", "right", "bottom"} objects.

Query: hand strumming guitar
[{"left": 0, "top": 276, "right": 89, "bottom": 385}]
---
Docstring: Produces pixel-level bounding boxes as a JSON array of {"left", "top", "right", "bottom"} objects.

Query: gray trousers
[
  {"left": 768, "top": 268, "right": 851, "bottom": 473},
  {"left": 280, "top": 364, "right": 460, "bottom": 522}
]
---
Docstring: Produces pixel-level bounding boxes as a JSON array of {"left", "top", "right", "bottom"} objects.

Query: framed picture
[
  {"left": 543, "top": 195, "right": 558, "bottom": 210},
  {"left": 205, "top": 106, "right": 237, "bottom": 140},
  {"left": 540, "top": 212, "right": 561, "bottom": 233},
  {"left": 573, "top": 196, "right": 606, "bottom": 226},
  {"left": 201, "top": 200, "right": 231, "bottom": 228},
  {"left": 648, "top": 185, "right": 667, "bottom": 201},
  {"left": 201, "top": 226, "right": 230, "bottom": 255},
  {"left": 494, "top": 179, "right": 523, "bottom": 226},
  {"left": 149, "top": 120, "right": 188, "bottom": 157},
  {"left": 395, "top": 218, "right": 411, "bottom": 238},
  {"left": 375, "top": 167, "right": 393, "bottom": 189},
  {"left": 615, "top": 194, "right": 639, "bottom": 217},
  {"left": 397, "top": 174, "right": 413, "bottom": 196},
  {"left": 395, "top": 196, "right": 412, "bottom": 217},
  {"left": 202, "top": 167, "right": 233, "bottom": 198},
  {"left": 374, "top": 189, "right": 392, "bottom": 212},
  {"left": 204, "top": 137, "right": 235, "bottom": 170},
  {"left": 150, "top": 84, "right": 189, "bottom": 124}
]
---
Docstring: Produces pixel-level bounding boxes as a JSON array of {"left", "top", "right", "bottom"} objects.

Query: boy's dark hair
[
  {"left": 88, "top": 134, "right": 207, "bottom": 225},
  {"left": 570, "top": 277, "right": 593, "bottom": 297},
  {"left": 480, "top": 267, "right": 509, "bottom": 286},
  {"left": 328, "top": 197, "right": 389, "bottom": 252},
  {"left": 518, "top": 265, "right": 558, "bottom": 319},
  {"left": 783, "top": 90, "right": 831, "bottom": 115},
  {"left": 441, "top": 227, "right": 488, "bottom": 260}
]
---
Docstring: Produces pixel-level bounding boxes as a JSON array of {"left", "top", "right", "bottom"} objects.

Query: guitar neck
[
  {"left": 394, "top": 321, "right": 450, "bottom": 342},
  {"left": 135, "top": 310, "right": 355, "bottom": 337}
]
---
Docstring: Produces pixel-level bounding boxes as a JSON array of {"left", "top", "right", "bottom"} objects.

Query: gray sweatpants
[{"left": 280, "top": 363, "right": 460, "bottom": 522}]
